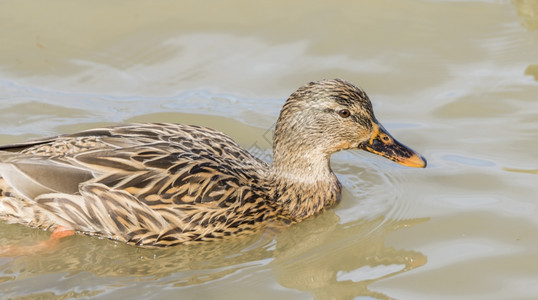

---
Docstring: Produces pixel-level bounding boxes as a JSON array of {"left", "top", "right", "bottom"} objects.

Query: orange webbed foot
[{"left": 0, "top": 226, "right": 75, "bottom": 257}]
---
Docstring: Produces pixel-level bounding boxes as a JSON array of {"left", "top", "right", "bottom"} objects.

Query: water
[{"left": 0, "top": 0, "right": 537, "bottom": 299}]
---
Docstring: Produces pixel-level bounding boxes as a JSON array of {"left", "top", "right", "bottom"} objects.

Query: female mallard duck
[{"left": 0, "top": 79, "right": 425, "bottom": 247}]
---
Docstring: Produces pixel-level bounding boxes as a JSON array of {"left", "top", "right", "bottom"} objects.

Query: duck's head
[{"left": 273, "top": 79, "right": 426, "bottom": 169}]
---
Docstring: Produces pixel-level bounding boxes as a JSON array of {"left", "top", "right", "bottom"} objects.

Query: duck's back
[{"left": 0, "top": 123, "right": 277, "bottom": 246}]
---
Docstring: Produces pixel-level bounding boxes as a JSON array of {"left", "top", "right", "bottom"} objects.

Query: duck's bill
[{"left": 361, "top": 123, "right": 427, "bottom": 168}]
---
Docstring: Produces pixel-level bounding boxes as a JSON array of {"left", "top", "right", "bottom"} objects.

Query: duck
[{"left": 0, "top": 79, "right": 426, "bottom": 248}]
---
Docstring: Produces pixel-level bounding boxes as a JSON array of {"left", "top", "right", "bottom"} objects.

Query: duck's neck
[{"left": 269, "top": 147, "right": 342, "bottom": 221}]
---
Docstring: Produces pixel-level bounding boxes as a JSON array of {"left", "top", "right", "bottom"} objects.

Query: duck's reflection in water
[
  {"left": 0, "top": 211, "right": 426, "bottom": 299},
  {"left": 272, "top": 212, "right": 427, "bottom": 299}
]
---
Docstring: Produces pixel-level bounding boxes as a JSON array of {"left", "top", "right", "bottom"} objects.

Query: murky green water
[{"left": 0, "top": 0, "right": 537, "bottom": 299}]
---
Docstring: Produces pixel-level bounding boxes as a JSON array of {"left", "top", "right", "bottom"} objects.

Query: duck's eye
[{"left": 338, "top": 109, "right": 351, "bottom": 118}]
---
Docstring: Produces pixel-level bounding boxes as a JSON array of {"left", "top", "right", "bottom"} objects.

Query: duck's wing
[
  {"left": 0, "top": 123, "right": 267, "bottom": 201},
  {"left": 0, "top": 125, "right": 150, "bottom": 199},
  {"left": 0, "top": 123, "right": 272, "bottom": 245}
]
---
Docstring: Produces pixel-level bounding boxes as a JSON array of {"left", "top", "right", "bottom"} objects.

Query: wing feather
[
  {"left": 0, "top": 123, "right": 273, "bottom": 245},
  {"left": 0, "top": 156, "right": 94, "bottom": 200}
]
